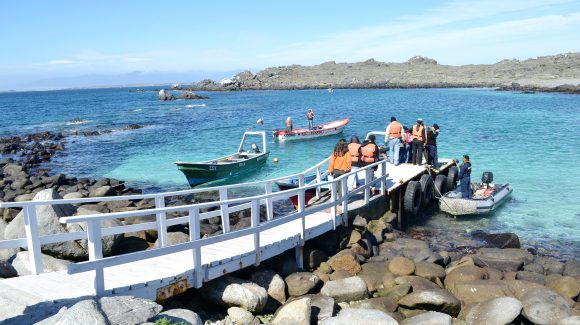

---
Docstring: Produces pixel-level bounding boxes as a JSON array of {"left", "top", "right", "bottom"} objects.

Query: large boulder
[
  {"left": 482, "top": 232, "right": 521, "bottom": 248},
  {"left": 521, "top": 287, "right": 572, "bottom": 324},
  {"left": 563, "top": 259, "right": 580, "bottom": 277},
  {"left": 379, "top": 238, "right": 429, "bottom": 259},
  {"left": 319, "top": 309, "right": 398, "bottom": 325},
  {"left": 450, "top": 280, "right": 510, "bottom": 305},
  {"left": 358, "top": 261, "right": 391, "bottom": 292},
  {"left": 398, "top": 289, "right": 461, "bottom": 317},
  {"left": 327, "top": 251, "right": 361, "bottom": 275},
  {"left": 320, "top": 276, "right": 368, "bottom": 303},
  {"left": 249, "top": 268, "right": 287, "bottom": 304},
  {"left": 444, "top": 265, "right": 487, "bottom": 291},
  {"left": 199, "top": 276, "right": 268, "bottom": 312},
  {"left": 4, "top": 189, "right": 86, "bottom": 260},
  {"left": 546, "top": 275, "right": 580, "bottom": 299},
  {"left": 0, "top": 218, "right": 19, "bottom": 263},
  {"left": 227, "top": 307, "right": 259, "bottom": 325},
  {"left": 99, "top": 296, "right": 162, "bottom": 324},
  {"left": 348, "top": 297, "right": 398, "bottom": 314},
  {"left": 68, "top": 208, "right": 124, "bottom": 257},
  {"left": 535, "top": 256, "right": 565, "bottom": 275},
  {"left": 414, "top": 261, "right": 446, "bottom": 281},
  {"left": 89, "top": 186, "right": 115, "bottom": 197},
  {"left": 401, "top": 311, "right": 451, "bottom": 325},
  {"left": 154, "top": 231, "right": 189, "bottom": 248},
  {"left": 151, "top": 309, "right": 203, "bottom": 325},
  {"left": 473, "top": 248, "right": 533, "bottom": 272},
  {"left": 272, "top": 297, "right": 311, "bottom": 325},
  {"left": 9, "top": 251, "right": 70, "bottom": 275},
  {"left": 303, "top": 294, "right": 336, "bottom": 323},
  {"left": 375, "top": 283, "right": 411, "bottom": 301},
  {"left": 395, "top": 275, "right": 441, "bottom": 292},
  {"left": 36, "top": 299, "right": 108, "bottom": 325},
  {"left": 285, "top": 272, "right": 320, "bottom": 297},
  {"left": 388, "top": 256, "right": 415, "bottom": 276},
  {"left": 466, "top": 296, "right": 523, "bottom": 325}
]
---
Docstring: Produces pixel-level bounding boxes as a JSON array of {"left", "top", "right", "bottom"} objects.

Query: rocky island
[{"left": 191, "top": 53, "right": 580, "bottom": 94}]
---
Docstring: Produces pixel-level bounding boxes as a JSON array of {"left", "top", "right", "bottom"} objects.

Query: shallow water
[{"left": 1, "top": 88, "right": 579, "bottom": 258}]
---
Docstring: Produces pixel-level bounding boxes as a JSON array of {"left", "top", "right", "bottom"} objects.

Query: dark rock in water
[
  {"left": 125, "top": 124, "right": 143, "bottom": 130},
  {"left": 178, "top": 91, "right": 209, "bottom": 100},
  {"left": 472, "top": 232, "right": 521, "bottom": 249},
  {"left": 158, "top": 89, "right": 175, "bottom": 101}
]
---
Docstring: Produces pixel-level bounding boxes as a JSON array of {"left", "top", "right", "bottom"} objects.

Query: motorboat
[{"left": 273, "top": 119, "right": 349, "bottom": 142}]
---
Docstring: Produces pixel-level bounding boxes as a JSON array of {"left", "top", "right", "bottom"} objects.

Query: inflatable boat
[
  {"left": 438, "top": 172, "right": 513, "bottom": 216},
  {"left": 272, "top": 119, "right": 349, "bottom": 141}
]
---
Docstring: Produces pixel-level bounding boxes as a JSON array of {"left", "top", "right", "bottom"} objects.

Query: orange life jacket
[
  {"left": 389, "top": 121, "right": 403, "bottom": 138},
  {"left": 413, "top": 125, "right": 425, "bottom": 142},
  {"left": 348, "top": 143, "right": 361, "bottom": 162},
  {"left": 360, "top": 144, "right": 377, "bottom": 163},
  {"left": 307, "top": 112, "right": 314, "bottom": 120}
]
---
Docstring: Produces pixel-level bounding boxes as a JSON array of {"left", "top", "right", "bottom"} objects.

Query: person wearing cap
[
  {"left": 285, "top": 116, "right": 293, "bottom": 131},
  {"left": 459, "top": 155, "right": 472, "bottom": 199},
  {"left": 426, "top": 123, "right": 440, "bottom": 167},
  {"left": 385, "top": 116, "right": 404, "bottom": 165},
  {"left": 411, "top": 118, "right": 428, "bottom": 165},
  {"left": 306, "top": 108, "right": 314, "bottom": 129}
]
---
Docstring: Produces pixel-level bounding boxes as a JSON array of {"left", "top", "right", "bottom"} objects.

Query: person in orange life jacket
[
  {"left": 329, "top": 141, "right": 352, "bottom": 196},
  {"left": 426, "top": 124, "right": 440, "bottom": 167},
  {"left": 358, "top": 134, "right": 380, "bottom": 171},
  {"left": 306, "top": 108, "right": 314, "bottom": 129},
  {"left": 459, "top": 155, "right": 472, "bottom": 199},
  {"left": 400, "top": 127, "right": 413, "bottom": 163},
  {"left": 347, "top": 136, "right": 362, "bottom": 190},
  {"left": 385, "top": 116, "right": 404, "bottom": 165},
  {"left": 285, "top": 117, "right": 293, "bottom": 131},
  {"left": 411, "top": 118, "right": 428, "bottom": 165}
]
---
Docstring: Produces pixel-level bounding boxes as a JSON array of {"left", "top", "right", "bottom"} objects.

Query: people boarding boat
[
  {"left": 273, "top": 119, "right": 349, "bottom": 141},
  {"left": 438, "top": 171, "right": 513, "bottom": 216},
  {"left": 175, "top": 131, "right": 269, "bottom": 187}
]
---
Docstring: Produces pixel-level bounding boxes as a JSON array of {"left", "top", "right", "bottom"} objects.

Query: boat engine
[{"left": 481, "top": 171, "right": 493, "bottom": 184}]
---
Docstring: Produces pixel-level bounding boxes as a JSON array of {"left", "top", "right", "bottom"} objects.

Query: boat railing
[{"left": 0, "top": 157, "right": 387, "bottom": 295}]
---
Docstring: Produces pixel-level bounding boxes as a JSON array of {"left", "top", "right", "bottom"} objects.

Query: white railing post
[
  {"left": 251, "top": 199, "right": 261, "bottom": 266},
  {"left": 188, "top": 207, "right": 203, "bottom": 288},
  {"left": 364, "top": 168, "right": 371, "bottom": 204},
  {"left": 380, "top": 160, "right": 387, "bottom": 195},
  {"left": 219, "top": 188, "right": 230, "bottom": 233},
  {"left": 330, "top": 178, "right": 337, "bottom": 219},
  {"left": 298, "top": 174, "right": 306, "bottom": 210},
  {"left": 154, "top": 195, "right": 168, "bottom": 247},
  {"left": 265, "top": 181, "right": 274, "bottom": 221},
  {"left": 341, "top": 177, "right": 348, "bottom": 227},
  {"left": 23, "top": 205, "right": 43, "bottom": 275},
  {"left": 315, "top": 167, "right": 322, "bottom": 199},
  {"left": 87, "top": 220, "right": 104, "bottom": 295}
]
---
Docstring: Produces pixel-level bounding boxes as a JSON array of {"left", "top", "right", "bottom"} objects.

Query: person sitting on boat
[
  {"left": 411, "top": 118, "right": 428, "bottom": 165},
  {"left": 385, "top": 116, "right": 404, "bottom": 165},
  {"left": 329, "top": 141, "right": 352, "bottom": 196},
  {"left": 459, "top": 155, "right": 472, "bottom": 199},
  {"left": 285, "top": 117, "right": 293, "bottom": 131},
  {"left": 426, "top": 123, "right": 439, "bottom": 167},
  {"left": 306, "top": 108, "right": 314, "bottom": 129},
  {"left": 358, "top": 135, "right": 380, "bottom": 168},
  {"left": 347, "top": 136, "right": 362, "bottom": 190}
]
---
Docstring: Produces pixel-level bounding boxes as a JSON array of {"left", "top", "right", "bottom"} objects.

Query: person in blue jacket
[{"left": 459, "top": 155, "right": 472, "bottom": 199}]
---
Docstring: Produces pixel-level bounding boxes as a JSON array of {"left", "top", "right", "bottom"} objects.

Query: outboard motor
[{"left": 481, "top": 171, "right": 494, "bottom": 184}]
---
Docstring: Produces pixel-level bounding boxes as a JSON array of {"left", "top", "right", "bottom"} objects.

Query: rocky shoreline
[{"left": 185, "top": 53, "right": 580, "bottom": 95}]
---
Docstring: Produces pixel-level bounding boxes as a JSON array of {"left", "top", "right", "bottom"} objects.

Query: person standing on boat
[
  {"left": 347, "top": 136, "right": 362, "bottom": 190},
  {"left": 306, "top": 108, "right": 314, "bottom": 129},
  {"left": 459, "top": 155, "right": 472, "bottom": 199},
  {"left": 385, "top": 116, "right": 404, "bottom": 165},
  {"left": 426, "top": 123, "right": 440, "bottom": 167},
  {"left": 411, "top": 118, "right": 428, "bottom": 165},
  {"left": 329, "top": 141, "right": 352, "bottom": 196},
  {"left": 285, "top": 117, "right": 293, "bottom": 131}
]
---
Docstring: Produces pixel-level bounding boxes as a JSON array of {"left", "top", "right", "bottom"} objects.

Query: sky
[{"left": 1, "top": 0, "right": 579, "bottom": 90}]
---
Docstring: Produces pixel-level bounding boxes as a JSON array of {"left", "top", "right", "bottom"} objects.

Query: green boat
[{"left": 175, "top": 131, "right": 269, "bottom": 187}]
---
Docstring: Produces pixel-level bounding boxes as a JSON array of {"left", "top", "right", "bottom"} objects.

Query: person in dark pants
[
  {"left": 411, "top": 118, "right": 427, "bottom": 165},
  {"left": 459, "top": 155, "right": 472, "bottom": 199},
  {"left": 426, "top": 123, "right": 440, "bottom": 167}
]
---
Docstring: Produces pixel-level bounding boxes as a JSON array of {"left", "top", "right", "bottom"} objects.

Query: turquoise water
[{"left": 1, "top": 88, "right": 579, "bottom": 257}]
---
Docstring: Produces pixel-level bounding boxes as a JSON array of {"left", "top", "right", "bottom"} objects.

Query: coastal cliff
[{"left": 192, "top": 53, "right": 580, "bottom": 92}]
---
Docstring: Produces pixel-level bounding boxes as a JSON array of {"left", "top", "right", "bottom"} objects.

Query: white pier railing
[{"left": 0, "top": 157, "right": 388, "bottom": 296}]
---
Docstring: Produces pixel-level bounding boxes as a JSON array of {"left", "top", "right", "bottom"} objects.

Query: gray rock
[
  {"left": 89, "top": 186, "right": 115, "bottom": 197},
  {"left": 482, "top": 232, "right": 520, "bottom": 249},
  {"left": 0, "top": 218, "right": 19, "bottom": 263},
  {"left": 249, "top": 268, "right": 286, "bottom": 304},
  {"left": 227, "top": 307, "right": 259, "bottom": 325},
  {"left": 401, "top": 311, "right": 451, "bottom": 325},
  {"left": 199, "top": 276, "right": 268, "bottom": 312},
  {"left": 67, "top": 214, "right": 123, "bottom": 257},
  {"left": 395, "top": 275, "right": 441, "bottom": 292},
  {"left": 152, "top": 309, "right": 203, "bottom": 325},
  {"left": 379, "top": 238, "right": 429, "bottom": 259},
  {"left": 563, "top": 259, "right": 580, "bottom": 277},
  {"left": 285, "top": 272, "right": 320, "bottom": 296},
  {"left": 473, "top": 248, "right": 533, "bottom": 272},
  {"left": 465, "top": 297, "right": 522, "bottom": 325},
  {"left": 358, "top": 261, "right": 391, "bottom": 292},
  {"left": 352, "top": 215, "right": 367, "bottom": 230},
  {"left": 319, "top": 309, "right": 398, "bottom": 325},
  {"left": 560, "top": 316, "right": 580, "bottom": 325},
  {"left": 35, "top": 299, "right": 109, "bottom": 325},
  {"left": 4, "top": 189, "right": 86, "bottom": 260},
  {"left": 9, "top": 251, "right": 70, "bottom": 275},
  {"left": 521, "top": 287, "right": 572, "bottom": 325},
  {"left": 349, "top": 297, "right": 398, "bottom": 314},
  {"left": 63, "top": 192, "right": 84, "bottom": 201},
  {"left": 99, "top": 296, "right": 162, "bottom": 325},
  {"left": 320, "top": 276, "right": 368, "bottom": 303},
  {"left": 516, "top": 270, "right": 545, "bottom": 284},
  {"left": 154, "top": 231, "right": 190, "bottom": 248},
  {"left": 534, "top": 256, "right": 564, "bottom": 275},
  {"left": 414, "top": 261, "right": 446, "bottom": 281},
  {"left": 3, "top": 164, "right": 25, "bottom": 176},
  {"left": 272, "top": 297, "right": 311, "bottom": 325},
  {"left": 303, "top": 294, "right": 336, "bottom": 323},
  {"left": 398, "top": 289, "right": 461, "bottom": 317}
]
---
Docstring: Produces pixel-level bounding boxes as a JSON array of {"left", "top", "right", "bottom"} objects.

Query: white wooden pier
[{"left": 0, "top": 148, "right": 456, "bottom": 322}]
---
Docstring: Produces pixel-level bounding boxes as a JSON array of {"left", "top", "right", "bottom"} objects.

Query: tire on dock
[
  {"left": 404, "top": 180, "right": 422, "bottom": 215},
  {"left": 419, "top": 174, "right": 434, "bottom": 207},
  {"left": 434, "top": 174, "right": 448, "bottom": 199},
  {"left": 446, "top": 165, "right": 458, "bottom": 190}
]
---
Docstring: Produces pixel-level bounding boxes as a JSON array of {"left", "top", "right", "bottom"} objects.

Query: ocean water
[{"left": 1, "top": 88, "right": 579, "bottom": 258}]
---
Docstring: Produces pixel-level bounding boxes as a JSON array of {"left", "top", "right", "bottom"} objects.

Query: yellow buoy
[{"left": 273, "top": 157, "right": 279, "bottom": 164}]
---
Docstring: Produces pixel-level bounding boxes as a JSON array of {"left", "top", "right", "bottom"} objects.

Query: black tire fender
[
  {"left": 404, "top": 181, "right": 422, "bottom": 215},
  {"left": 419, "top": 174, "right": 434, "bottom": 207},
  {"left": 447, "top": 165, "right": 458, "bottom": 190},
  {"left": 434, "top": 174, "right": 448, "bottom": 199}
]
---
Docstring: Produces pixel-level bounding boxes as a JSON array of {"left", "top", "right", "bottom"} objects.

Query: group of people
[
  {"left": 328, "top": 134, "right": 381, "bottom": 191},
  {"left": 385, "top": 116, "right": 440, "bottom": 167}
]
